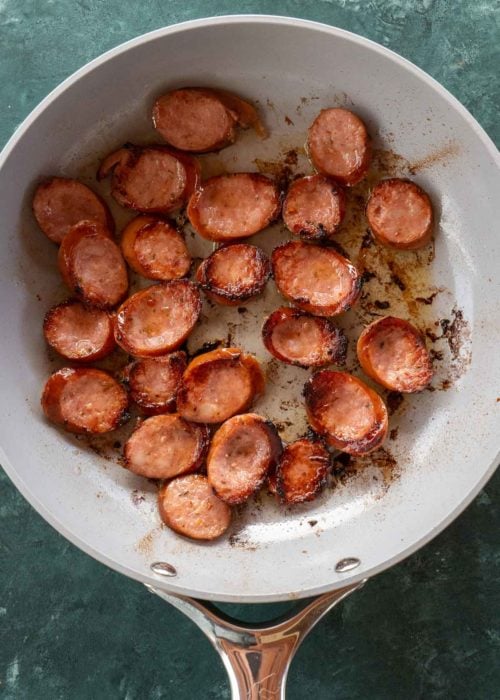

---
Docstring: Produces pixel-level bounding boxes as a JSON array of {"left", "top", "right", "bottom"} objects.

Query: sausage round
[
  {"left": 114, "top": 280, "right": 201, "bottom": 357},
  {"left": 97, "top": 145, "right": 200, "bottom": 214},
  {"left": 33, "top": 177, "right": 114, "bottom": 244},
  {"left": 124, "top": 414, "right": 208, "bottom": 479},
  {"left": 275, "top": 438, "right": 330, "bottom": 505},
  {"left": 120, "top": 215, "right": 191, "bottom": 281},
  {"left": 357, "top": 316, "right": 433, "bottom": 392},
  {"left": 187, "top": 173, "right": 280, "bottom": 241},
  {"left": 207, "top": 413, "right": 282, "bottom": 504},
  {"left": 43, "top": 300, "right": 115, "bottom": 362},
  {"left": 125, "top": 351, "right": 187, "bottom": 414},
  {"left": 177, "top": 348, "right": 265, "bottom": 424},
  {"left": 196, "top": 244, "right": 270, "bottom": 305},
  {"left": 272, "top": 241, "right": 362, "bottom": 316},
  {"left": 41, "top": 367, "right": 128, "bottom": 434},
  {"left": 158, "top": 474, "right": 232, "bottom": 541},
  {"left": 307, "top": 108, "right": 371, "bottom": 186},
  {"left": 262, "top": 306, "right": 347, "bottom": 368},
  {"left": 282, "top": 175, "right": 346, "bottom": 240},
  {"left": 366, "top": 178, "right": 433, "bottom": 250},
  {"left": 304, "top": 370, "right": 388, "bottom": 455}
]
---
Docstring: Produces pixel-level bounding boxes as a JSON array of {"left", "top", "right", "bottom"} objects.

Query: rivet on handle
[
  {"left": 335, "top": 557, "right": 361, "bottom": 573},
  {"left": 151, "top": 561, "right": 177, "bottom": 577}
]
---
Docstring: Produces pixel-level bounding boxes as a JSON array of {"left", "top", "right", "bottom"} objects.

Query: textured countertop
[{"left": 1, "top": 2, "right": 499, "bottom": 698}]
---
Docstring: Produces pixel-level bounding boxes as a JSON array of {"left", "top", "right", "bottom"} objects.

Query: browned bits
[{"left": 196, "top": 244, "right": 270, "bottom": 305}]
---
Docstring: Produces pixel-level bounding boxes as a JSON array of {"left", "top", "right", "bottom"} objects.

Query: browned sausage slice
[
  {"left": 308, "top": 108, "right": 371, "bottom": 186},
  {"left": 41, "top": 367, "right": 128, "bottom": 434},
  {"left": 120, "top": 215, "right": 191, "bottom": 280},
  {"left": 207, "top": 413, "right": 282, "bottom": 504},
  {"left": 357, "top": 316, "right": 433, "bottom": 392},
  {"left": 187, "top": 173, "right": 280, "bottom": 241},
  {"left": 366, "top": 179, "right": 434, "bottom": 250},
  {"left": 114, "top": 280, "right": 201, "bottom": 357},
  {"left": 272, "top": 241, "right": 362, "bottom": 316},
  {"left": 97, "top": 145, "right": 200, "bottom": 214},
  {"left": 304, "top": 370, "right": 388, "bottom": 455},
  {"left": 32, "top": 177, "right": 114, "bottom": 244},
  {"left": 158, "top": 474, "right": 232, "bottom": 541},
  {"left": 275, "top": 438, "right": 330, "bottom": 504},
  {"left": 125, "top": 351, "right": 187, "bottom": 414},
  {"left": 124, "top": 414, "right": 208, "bottom": 479},
  {"left": 282, "top": 175, "right": 346, "bottom": 240},
  {"left": 262, "top": 306, "right": 347, "bottom": 368},
  {"left": 177, "top": 348, "right": 265, "bottom": 424},
  {"left": 196, "top": 244, "right": 270, "bottom": 305},
  {"left": 58, "top": 221, "right": 128, "bottom": 308},
  {"left": 43, "top": 300, "right": 115, "bottom": 362}
]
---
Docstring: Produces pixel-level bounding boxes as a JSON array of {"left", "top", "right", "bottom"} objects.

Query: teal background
[{"left": 1, "top": 2, "right": 499, "bottom": 698}]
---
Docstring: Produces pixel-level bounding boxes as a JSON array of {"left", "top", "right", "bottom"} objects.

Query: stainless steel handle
[{"left": 147, "top": 581, "right": 365, "bottom": 699}]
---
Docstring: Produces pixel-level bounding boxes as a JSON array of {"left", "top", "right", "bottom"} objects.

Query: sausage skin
[
  {"left": 304, "top": 370, "right": 388, "bottom": 455},
  {"left": 366, "top": 178, "right": 433, "bottom": 250},
  {"left": 275, "top": 438, "right": 330, "bottom": 505},
  {"left": 158, "top": 474, "right": 232, "bottom": 541},
  {"left": 41, "top": 367, "right": 128, "bottom": 434},
  {"left": 124, "top": 351, "right": 187, "bottom": 414},
  {"left": 262, "top": 306, "right": 347, "bottom": 368},
  {"left": 357, "top": 316, "right": 433, "bottom": 392},
  {"left": 114, "top": 280, "right": 201, "bottom": 357},
  {"left": 207, "top": 413, "right": 282, "bottom": 504},
  {"left": 272, "top": 241, "right": 362, "bottom": 316},
  {"left": 196, "top": 244, "right": 270, "bottom": 305},
  {"left": 43, "top": 300, "right": 115, "bottom": 362},
  {"left": 282, "top": 175, "right": 346, "bottom": 240}
]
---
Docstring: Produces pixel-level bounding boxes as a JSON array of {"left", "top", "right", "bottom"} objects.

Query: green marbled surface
[{"left": 0, "top": 1, "right": 499, "bottom": 698}]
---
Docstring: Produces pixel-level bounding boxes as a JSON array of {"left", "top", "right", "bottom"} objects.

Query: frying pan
[{"left": 1, "top": 15, "right": 499, "bottom": 699}]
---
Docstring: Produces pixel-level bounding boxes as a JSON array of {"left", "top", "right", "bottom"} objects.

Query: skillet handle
[{"left": 147, "top": 581, "right": 365, "bottom": 699}]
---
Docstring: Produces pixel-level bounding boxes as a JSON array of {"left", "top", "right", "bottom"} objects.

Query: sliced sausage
[
  {"left": 158, "top": 474, "right": 232, "bottom": 541},
  {"left": 177, "top": 348, "right": 265, "bottom": 424},
  {"left": 41, "top": 367, "right": 128, "bottom": 434},
  {"left": 196, "top": 244, "right": 270, "bottom": 305},
  {"left": 207, "top": 413, "right": 282, "bottom": 504},
  {"left": 357, "top": 316, "right": 433, "bottom": 392},
  {"left": 125, "top": 351, "right": 187, "bottom": 414},
  {"left": 366, "top": 178, "right": 433, "bottom": 250},
  {"left": 187, "top": 173, "right": 280, "bottom": 242},
  {"left": 58, "top": 221, "right": 128, "bottom": 308},
  {"left": 304, "top": 370, "right": 388, "bottom": 455},
  {"left": 307, "top": 108, "right": 371, "bottom": 186},
  {"left": 120, "top": 215, "right": 191, "bottom": 280},
  {"left": 124, "top": 413, "right": 208, "bottom": 479},
  {"left": 272, "top": 241, "right": 362, "bottom": 316},
  {"left": 262, "top": 306, "right": 347, "bottom": 368},
  {"left": 32, "top": 177, "right": 114, "bottom": 244},
  {"left": 282, "top": 175, "right": 346, "bottom": 240},
  {"left": 114, "top": 280, "right": 201, "bottom": 357},
  {"left": 43, "top": 300, "right": 115, "bottom": 362},
  {"left": 275, "top": 438, "right": 330, "bottom": 505},
  {"left": 97, "top": 144, "right": 200, "bottom": 214}
]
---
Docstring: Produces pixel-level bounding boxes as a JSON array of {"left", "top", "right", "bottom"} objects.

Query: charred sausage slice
[
  {"left": 357, "top": 316, "right": 433, "bottom": 392},
  {"left": 58, "top": 221, "right": 128, "bottom": 308},
  {"left": 262, "top": 306, "right": 347, "bottom": 368},
  {"left": 33, "top": 177, "right": 113, "bottom": 244},
  {"left": 308, "top": 108, "right": 371, "bottom": 186},
  {"left": 124, "top": 413, "right": 208, "bottom": 479},
  {"left": 196, "top": 243, "right": 270, "bottom": 305},
  {"left": 282, "top": 175, "right": 346, "bottom": 240},
  {"left": 272, "top": 241, "right": 362, "bottom": 316},
  {"left": 304, "top": 370, "right": 388, "bottom": 455},
  {"left": 158, "top": 474, "right": 232, "bottom": 541},
  {"left": 125, "top": 351, "right": 187, "bottom": 414},
  {"left": 177, "top": 348, "right": 265, "bottom": 424},
  {"left": 41, "top": 367, "right": 128, "bottom": 434},
  {"left": 275, "top": 438, "right": 330, "bottom": 505},
  {"left": 187, "top": 173, "right": 280, "bottom": 241},
  {"left": 207, "top": 413, "right": 282, "bottom": 504},
  {"left": 114, "top": 280, "right": 201, "bottom": 357},
  {"left": 120, "top": 215, "right": 191, "bottom": 280},
  {"left": 43, "top": 300, "right": 115, "bottom": 362},
  {"left": 366, "top": 178, "right": 433, "bottom": 250}
]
